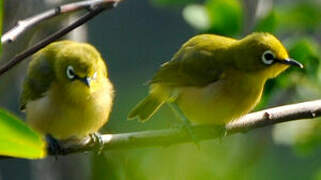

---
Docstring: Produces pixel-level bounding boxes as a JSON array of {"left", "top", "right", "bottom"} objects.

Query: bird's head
[
  {"left": 232, "top": 33, "right": 303, "bottom": 78},
  {"left": 51, "top": 41, "right": 107, "bottom": 94}
]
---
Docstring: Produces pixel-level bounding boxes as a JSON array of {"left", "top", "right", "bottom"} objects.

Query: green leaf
[
  {"left": 288, "top": 38, "right": 321, "bottom": 80},
  {"left": 0, "top": 109, "right": 46, "bottom": 159},
  {"left": 272, "top": 119, "right": 321, "bottom": 156},
  {"left": 183, "top": 4, "right": 210, "bottom": 30},
  {"left": 277, "top": 2, "right": 321, "bottom": 33},
  {"left": 254, "top": 10, "right": 278, "bottom": 33},
  {"left": 205, "top": 0, "right": 243, "bottom": 36}
]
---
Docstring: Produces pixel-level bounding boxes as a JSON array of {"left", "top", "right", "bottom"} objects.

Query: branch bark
[
  {"left": 55, "top": 99, "right": 321, "bottom": 155},
  {"left": 1, "top": 0, "right": 120, "bottom": 44},
  {"left": 0, "top": 0, "right": 121, "bottom": 76}
]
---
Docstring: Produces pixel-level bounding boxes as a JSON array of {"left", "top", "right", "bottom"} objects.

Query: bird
[
  {"left": 128, "top": 33, "right": 303, "bottom": 127},
  {"left": 20, "top": 40, "right": 114, "bottom": 141}
]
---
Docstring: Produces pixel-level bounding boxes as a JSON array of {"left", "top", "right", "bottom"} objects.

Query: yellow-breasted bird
[
  {"left": 128, "top": 33, "right": 303, "bottom": 126},
  {"left": 20, "top": 41, "right": 114, "bottom": 140}
]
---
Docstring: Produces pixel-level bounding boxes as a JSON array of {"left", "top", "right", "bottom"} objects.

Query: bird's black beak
[
  {"left": 275, "top": 58, "right": 303, "bottom": 68},
  {"left": 79, "top": 77, "right": 91, "bottom": 87}
]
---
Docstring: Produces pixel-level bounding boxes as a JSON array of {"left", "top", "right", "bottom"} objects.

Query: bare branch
[
  {"left": 0, "top": 0, "right": 121, "bottom": 76},
  {"left": 54, "top": 99, "right": 321, "bottom": 155},
  {"left": 1, "top": 0, "right": 121, "bottom": 44}
]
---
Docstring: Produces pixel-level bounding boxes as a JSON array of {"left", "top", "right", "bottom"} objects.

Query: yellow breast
[
  {"left": 176, "top": 69, "right": 266, "bottom": 125},
  {"left": 26, "top": 78, "right": 114, "bottom": 140}
]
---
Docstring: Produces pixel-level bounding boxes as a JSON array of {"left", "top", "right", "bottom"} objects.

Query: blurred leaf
[
  {"left": 183, "top": 4, "right": 210, "bottom": 30},
  {"left": 92, "top": 150, "right": 149, "bottom": 180},
  {"left": 91, "top": 153, "right": 122, "bottom": 180},
  {"left": 272, "top": 119, "right": 314, "bottom": 148},
  {"left": 314, "top": 167, "right": 321, "bottom": 180},
  {"left": 288, "top": 38, "right": 321, "bottom": 80},
  {"left": 205, "top": 0, "right": 243, "bottom": 36},
  {"left": 91, "top": 135, "right": 266, "bottom": 180},
  {"left": 254, "top": 10, "right": 278, "bottom": 33},
  {"left": 294, "top": 122, "right": 321, "bottom": 156},
  {"left": 254, "top": 2, "right": 321, "bottom": 34},
  {"left": 274, "top": 119, "right": 321, "bottom": 156},
  {"left": 277, "top": 2, "right": 321, "bottom": 33},
  {"left": 0, "top": 109, "right": 46, "bottom": 159}
]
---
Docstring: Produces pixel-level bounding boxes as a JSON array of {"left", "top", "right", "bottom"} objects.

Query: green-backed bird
[
  {"left": 20, "top": 41, "right": 114, "bottom": 140},
  {"left": 128, "top": 33, "right": 303, "bottom": 126}
]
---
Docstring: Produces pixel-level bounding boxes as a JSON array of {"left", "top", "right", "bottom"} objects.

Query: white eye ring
[
  {"left": 66, "top": 65, "right": 76, "bottom": 80},
  {"left": 262, "top": 50, "right": 275, "bottom": 65},
  {"left": 92, "top": 72, "right": 97, "bottom": 80}
]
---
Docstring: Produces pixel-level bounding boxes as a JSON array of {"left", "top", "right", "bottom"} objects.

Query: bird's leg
[
  {"left": 46, "top": 134, "right": 63, "bottom": 158},
  {"left": 216, "top": 125, "right": 227, "bottom": 144},
  {"left": 167, "top": 102, "right": 200, "bottom": 148},
  {"left": 89, "top": 132, "right": 104, "bottom": 154}
]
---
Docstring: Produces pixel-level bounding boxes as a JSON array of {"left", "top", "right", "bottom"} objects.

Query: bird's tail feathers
[{"left": 128, "top": 94, "right": 165, "bottom": 122}]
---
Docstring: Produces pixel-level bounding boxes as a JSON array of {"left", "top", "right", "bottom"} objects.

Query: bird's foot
[
  {"left": 46, "top": 134, "right": 64, "bottom": 158},
  {"left": 89, "top": 132, "right": 104, "bottom": 154},
  {"left": 168, "top": 102, "right": 200, "bottom": 149}
]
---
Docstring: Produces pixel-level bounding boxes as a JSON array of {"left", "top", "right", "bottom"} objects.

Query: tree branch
[
  {"left": 0, "top": 0, "right": 121, "bottom": 76},
  {"left": 55, "top": 99, "right": 321, "bottom": 155},
  {"left": 1, "top": 0, "right": 120, "bottom": 44}
]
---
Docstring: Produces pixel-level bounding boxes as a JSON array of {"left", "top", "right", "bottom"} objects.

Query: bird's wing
[
  {"left": 150, "top": 36, "right": 227, "bottom": 87},
  {"left": 20, "top": 53, "right": 55, "bottom": 110}
]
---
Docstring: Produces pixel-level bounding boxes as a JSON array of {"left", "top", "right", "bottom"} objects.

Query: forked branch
[
  {"left": 0, "top": 0, "right": 121, "bottom": 76},
  {"left": 2, "top": 0, "right": 121, "bottom": 44}
]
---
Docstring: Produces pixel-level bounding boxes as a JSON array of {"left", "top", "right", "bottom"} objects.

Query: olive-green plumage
[
  {"left": 128, "top": 33, "right": 302, "bottom": 124},
  {"left": 20, "top": 41, "right": 114, "bottom": 140}
]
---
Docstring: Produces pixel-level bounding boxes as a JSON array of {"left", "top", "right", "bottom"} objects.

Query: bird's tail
[{"left": 128, "top": 94, "right": 165, "bottom": 122}]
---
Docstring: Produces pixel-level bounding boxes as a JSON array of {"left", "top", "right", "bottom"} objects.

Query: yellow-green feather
[
  {"left": 127, "top": 95, "right": 164, "bottom": 122},
  {"left": 151, "top": 34, "right": 236, "bottom": 87},
  {"left": 20, "top": 49, "right": 55, "bottom": 110}
]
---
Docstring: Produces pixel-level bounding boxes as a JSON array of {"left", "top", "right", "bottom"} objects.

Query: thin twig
[
  {"left": 0, "top": 0, "right": 121, "bottom": 76},
  {"left": 1, "top": 0, "right": 120, "bottom": 44},
  {"left": 54, "top": 99, "right": 321, "bottom": 155}
]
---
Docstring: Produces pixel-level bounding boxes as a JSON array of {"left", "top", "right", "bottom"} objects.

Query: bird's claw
[
  {"left": 168, "top": 102, "right": 200, "bottom": 149},
  {"left": 46, "top": 134, "right": 64, "bottom": 158},
  {"left": 89, "top": 132, "right": 104, "bottom": 154}
]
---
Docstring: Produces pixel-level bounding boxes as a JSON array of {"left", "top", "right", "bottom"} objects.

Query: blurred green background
[{"left": 1, "top": 0, "right": 321, "bottom": 179}]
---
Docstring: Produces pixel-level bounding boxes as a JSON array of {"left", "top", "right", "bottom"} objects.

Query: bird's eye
[
  {"left": 66, "top": 65, "right": 76, "bottom": 80},
  {"left": 261, "top": 50, "right": 275, "bottom": 65}
]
